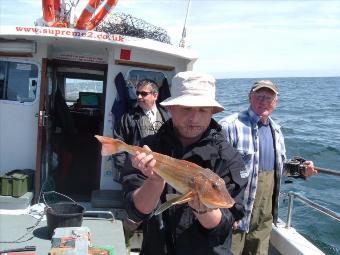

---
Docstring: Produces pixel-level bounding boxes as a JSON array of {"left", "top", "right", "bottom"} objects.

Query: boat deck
[
  {"left": 0, "top": 214, "right": 127, "bottom": 254},
  {"left": 0, "top": 191, "right": 327, "bottom": 255}
]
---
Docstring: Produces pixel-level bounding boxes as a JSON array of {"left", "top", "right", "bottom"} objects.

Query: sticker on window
[{"left": 16, "top": 64, "right": 32, "bottom": 71}]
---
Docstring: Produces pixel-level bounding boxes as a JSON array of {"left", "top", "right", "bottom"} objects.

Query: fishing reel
[{"left": 284, "top": 156, "right": 307, "bottom": 179}]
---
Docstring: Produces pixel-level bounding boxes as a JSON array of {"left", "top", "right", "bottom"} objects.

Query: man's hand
[
  {"left": 131, "top": 145, "right": 163, "bottom": 183},
  {"left": 188, "top": 193, "right": 212, "bottom": 214},
  {"left": 232, "top": 221, "right": 238, "bottom": 230},
  {"left": 188, "top": 194, "right": 222, "bottom": 229},
  {"left": 131, "top": 145, "right": 165, "bottom": 214},
  {"left": 303, "top": 160, "right": 318, "bottom": 177}
]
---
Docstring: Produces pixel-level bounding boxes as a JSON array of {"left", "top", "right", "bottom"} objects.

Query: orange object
[
  {"left": 95, "top": 135, "right": 235, "bottom": 213},
  {"left": 52, "top": 20, "right": 69, "bottom": 27},
  {"left": 86, "top": 0, "right": 119, "bottom": 30},
  {"left": 75, "top": 0, "right": 102, "bottom": 30},
  {"left": 42, "top": 0, "right": 60, "bottom": 26}
]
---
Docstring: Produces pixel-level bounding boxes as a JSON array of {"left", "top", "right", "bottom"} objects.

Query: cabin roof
[{"left": 0, "top": 26, "right": 198, "bottom": 61}]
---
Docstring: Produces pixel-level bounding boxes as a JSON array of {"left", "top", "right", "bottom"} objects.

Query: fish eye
[{"left": 211, "top": 182, "right": 219, "bottom": 190}]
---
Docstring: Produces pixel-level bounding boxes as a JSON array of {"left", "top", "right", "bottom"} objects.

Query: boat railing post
[{"left": 286, "top": 191, "right": 295, "bottom": 229}]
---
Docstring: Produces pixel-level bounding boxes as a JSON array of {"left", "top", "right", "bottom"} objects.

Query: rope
[
  {"left": 0, "top": 212, "right": 45, "bottom": 244},
  {"left": 0, "top": 177, "right": 76, "bottom": 243}
]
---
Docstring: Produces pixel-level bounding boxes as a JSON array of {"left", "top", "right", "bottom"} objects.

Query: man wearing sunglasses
[
  {"left": 219, "top": 80, "right": 317, "bottom": 255},
  {"left": 114, "top": 78, "right": 169, "bottom": 176},
  {"left": 113, "top": 79, "right": 169, "bottom": 232}
]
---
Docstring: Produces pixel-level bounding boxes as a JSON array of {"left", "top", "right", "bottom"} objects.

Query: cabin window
[
  {"left": 0, "top": 60, "right": 38, "bottom": 102},
  {"left": 126, "top": 70, "right": 166, "bottom": 100},
  {"left": 64, "top": 78, "right": 103, "bottom": 105}
]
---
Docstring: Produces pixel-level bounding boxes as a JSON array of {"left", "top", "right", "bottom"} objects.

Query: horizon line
[{"left": 215, "top": 75, "right": 340, "bottom": 80}]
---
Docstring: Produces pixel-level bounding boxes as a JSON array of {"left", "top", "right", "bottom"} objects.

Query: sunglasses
[{"left": 136, "top": 91, "right": 153, "bottom": 97}]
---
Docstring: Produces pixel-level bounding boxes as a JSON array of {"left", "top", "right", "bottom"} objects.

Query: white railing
[{"left": 286, "top": 191, "right": 340, "bottom": 228}]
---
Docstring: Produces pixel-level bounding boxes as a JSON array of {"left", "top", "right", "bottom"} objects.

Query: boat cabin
[{"left": 0, "top": 26, "right": 197, "bottom": 201}]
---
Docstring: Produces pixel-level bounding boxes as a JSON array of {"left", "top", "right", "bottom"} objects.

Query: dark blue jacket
[
  {"left": 111, "top": 72, "right": 130, "bottom": 125},
  {"left": 113, "top": 104, "right": 170, "bottom": 181},
  {"left": 122, "top": 119, "right": 247, "bottom": 255}
]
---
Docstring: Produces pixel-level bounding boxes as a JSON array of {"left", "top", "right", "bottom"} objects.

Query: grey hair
[{"left": 136, "top": 79, "right": 159, "bottom": 93}]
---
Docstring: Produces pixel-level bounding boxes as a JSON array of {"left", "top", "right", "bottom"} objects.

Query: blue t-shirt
[{"left": 258, "top": 122, "right": 274, "bottom": 171}]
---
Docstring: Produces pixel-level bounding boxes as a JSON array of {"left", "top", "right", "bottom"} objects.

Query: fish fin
[
  {"left": 166, "top": 193, "right": 181, "bottom": 201},
  {"left": 154, "top": 191, "right": 194, "bottom": 216},
  {"left": 94, "top": 135, "right": 124, "bottom": 156}
]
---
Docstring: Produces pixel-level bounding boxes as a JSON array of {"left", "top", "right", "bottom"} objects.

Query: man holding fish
[{"left": 96, "top": 71, "right": 248, "bottom": 254}]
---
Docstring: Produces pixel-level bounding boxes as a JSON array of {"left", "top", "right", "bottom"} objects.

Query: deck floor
[{"left": 0, "top": 214, "right": 127, "bottom": 254}]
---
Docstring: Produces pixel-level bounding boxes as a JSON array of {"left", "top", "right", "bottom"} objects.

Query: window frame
[
  {"left": 64, "top": 77, "right": 104, "bottom": 103},
  {"left": 0, "top": 58, "right": 40, "bottom": 105},
  {"left": 125, "top": 69, "right": 167, "bottom": 100}
]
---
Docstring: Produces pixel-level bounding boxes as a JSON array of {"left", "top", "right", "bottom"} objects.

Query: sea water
[{"left": 214, "top": 77, "right": 340, "bottom": 255}]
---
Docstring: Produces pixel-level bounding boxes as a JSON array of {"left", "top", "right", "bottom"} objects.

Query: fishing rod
[
  {"left": 314, "top": 166, "right": 340, "bottom": 176},
  {"left": 285, "top": 156, "right": 340, "bottom": 177}
]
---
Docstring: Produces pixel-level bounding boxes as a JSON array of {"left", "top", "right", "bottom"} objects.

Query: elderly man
[
  {"left": 121, "top": 71, "right": 248, "bottom": 255},
  {"left": 219, "top": 80, "right": 317, "bottom": 255},
  {"left": 113, "top": 79, "right": 169, "bottom": 180}
]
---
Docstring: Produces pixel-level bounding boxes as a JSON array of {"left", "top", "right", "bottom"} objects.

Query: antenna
[{"left": 179, "top": 0, "right": 191, "bottom": 48}]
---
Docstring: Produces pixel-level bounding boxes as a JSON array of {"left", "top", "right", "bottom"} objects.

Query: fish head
[{"left": 194, "top": 170, "right": 235, "bottom": 209}]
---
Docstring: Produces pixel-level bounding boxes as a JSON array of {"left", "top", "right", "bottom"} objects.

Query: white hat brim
[{"left": 160, "top": 94, "right": 225, "bottom": 114}]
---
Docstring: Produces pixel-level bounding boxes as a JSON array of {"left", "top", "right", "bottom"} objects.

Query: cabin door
[
  {"left": 46, "top": 60, "right": 107, "bottom": 199},
  {"left": 0, "top": 58, "right": 40, "bottom": 197},
  {"left": 34, "top": 58, "right": 50, "bottom": 202}
]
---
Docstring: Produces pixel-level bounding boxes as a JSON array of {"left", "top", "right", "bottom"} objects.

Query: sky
[{"left": 1, "top": 0, "right": 340, "bottom": 78}]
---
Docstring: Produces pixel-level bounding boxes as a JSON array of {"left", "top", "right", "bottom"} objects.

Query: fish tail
[{"left": 94, "top": 135, "right": 126, "bottom": 156}]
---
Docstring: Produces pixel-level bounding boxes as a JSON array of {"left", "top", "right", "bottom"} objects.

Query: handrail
[
  {"left": 84, "top": 210, "right": 115, "bottom": 221},
  {"left": 286, "top": 192, "right": 340, "bottom": 228}
]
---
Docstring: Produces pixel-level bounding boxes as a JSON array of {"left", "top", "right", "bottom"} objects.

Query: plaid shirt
[{"left": 219, "top": 107, "right": 286, "bottom": 232}]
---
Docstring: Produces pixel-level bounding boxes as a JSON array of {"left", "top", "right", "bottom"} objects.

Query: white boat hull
[{"left": 270, "top": 218, "right": 325, "bottom": 255}]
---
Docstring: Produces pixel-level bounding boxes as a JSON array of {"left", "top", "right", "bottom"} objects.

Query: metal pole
[
  {"left": 179, "top": 0, "right": 192, "bottom": 48},
  {"left": 294, "top": 193, "right": 340, "bottom": 222},
  {"left": 286, "top": 192, "right": 294, "bottom": 228}
]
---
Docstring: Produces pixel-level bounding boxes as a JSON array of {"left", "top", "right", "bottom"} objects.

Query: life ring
[
  {"left": 75, "top": 0, "right": 118, "bottom": 30},
  {"left": 42, "top": 0, "right": 60, "bottom": 26},
  {"left": 75, "top": 0, "right": 102, "bottom": 30},
  {"left": 85, "top": 0, "right": 119, "bottom": 30}
]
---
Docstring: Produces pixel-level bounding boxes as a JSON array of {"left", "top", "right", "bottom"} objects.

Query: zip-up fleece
[{"left": 121, "top": 119, "right": 248, "bottom": 255}]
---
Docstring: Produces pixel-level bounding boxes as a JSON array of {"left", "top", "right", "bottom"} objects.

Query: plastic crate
[
  {"left": 1, "top": 175, "right": 13, "bottom": 196},
  {"left": 11, "top": 173, "right": 29, "bottom": 197},
  {"left": 6, "top": 169, "right": 34, "bottom": 191},
  {"left": 0, "top": 169, "right": 33, "bottom": 197}
]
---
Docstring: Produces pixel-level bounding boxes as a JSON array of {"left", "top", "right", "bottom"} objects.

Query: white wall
[{"left": 0, "top": 59, "right": 40, "bottom": 174}]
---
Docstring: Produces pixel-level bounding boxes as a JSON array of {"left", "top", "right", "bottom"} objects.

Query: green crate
[
  {"left": 11, "top": 173, "right": 29, "bottom": 197},
  {"left": 1, "top": 175, "right": 13, "bottom": 196},
  {"left": 6, "top": 169, "right": 34, "bottom": 191},
  {"left": 23, "top": 169, "right": 34, "bottom": 191}
]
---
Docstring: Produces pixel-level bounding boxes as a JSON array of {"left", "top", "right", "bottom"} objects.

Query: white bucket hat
[{"left": 160, "top": 71, "right": 225, "bottom": 114}]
